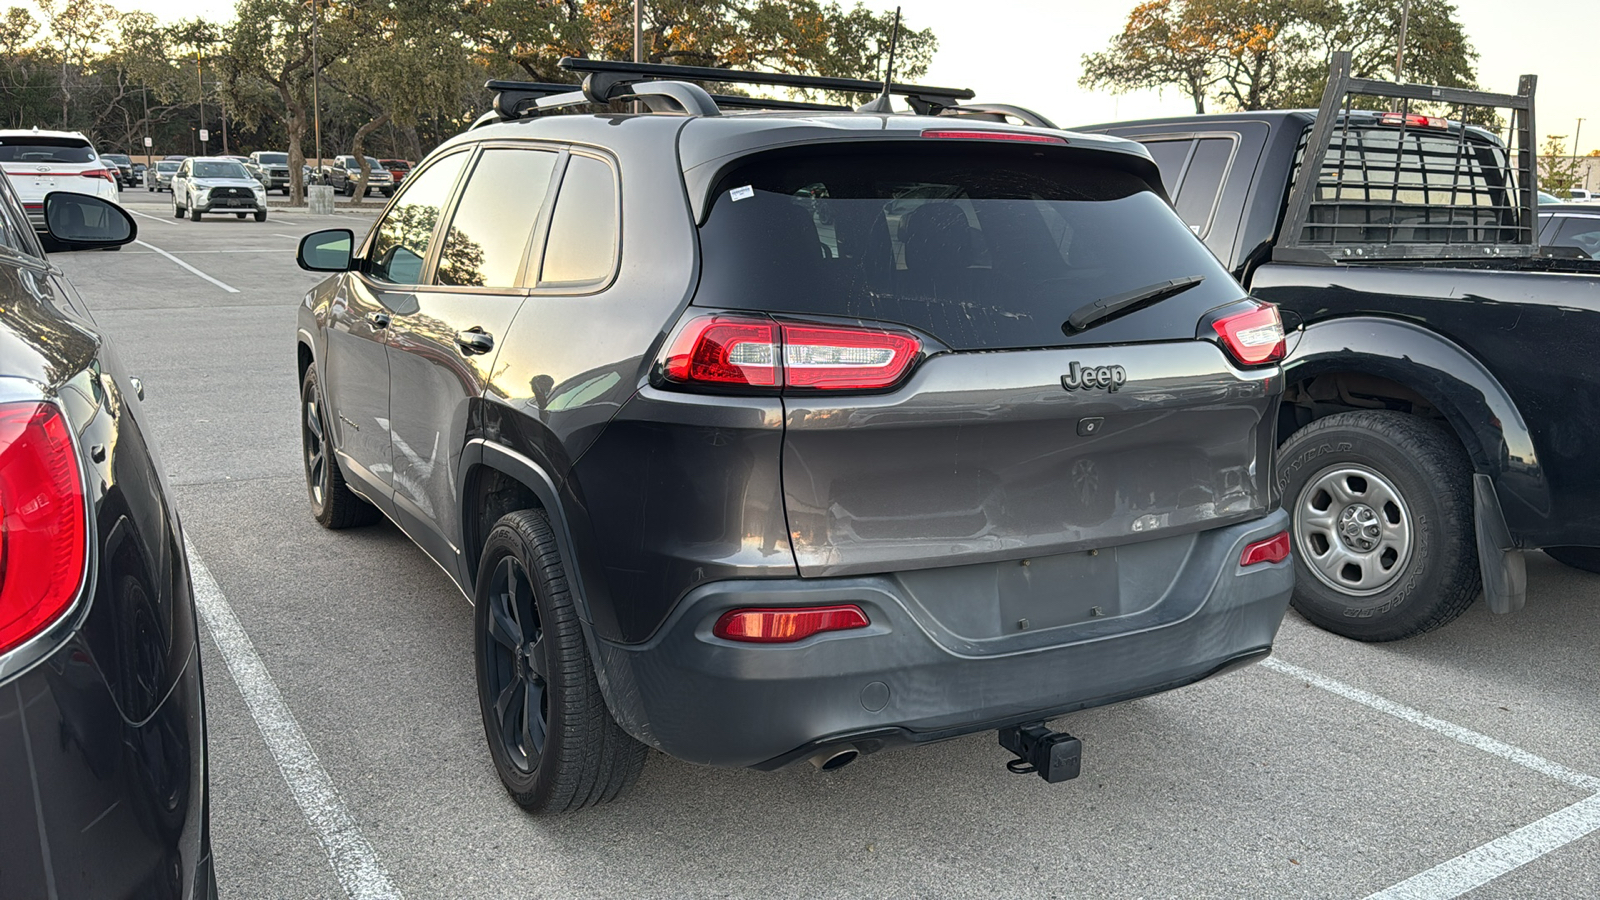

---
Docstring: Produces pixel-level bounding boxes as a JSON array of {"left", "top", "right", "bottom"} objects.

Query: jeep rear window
[
  {"left": 0, "top": 138, "right": 94, "bottom": 164},
  {"left": 693, "top": 145, "right": 1241, "bottom": 350}
]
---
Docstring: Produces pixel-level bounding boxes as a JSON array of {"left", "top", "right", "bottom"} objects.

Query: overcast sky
[{"left": 102, "top": 0, "right": 1600, "bottom": 154}]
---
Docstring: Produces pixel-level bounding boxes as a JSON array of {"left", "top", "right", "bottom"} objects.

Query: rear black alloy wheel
[
  {"left": 1544, "top": 546, "right": 1600, "bottom": 574},
  {"left": 1277, "top": 410, "right": 1480, "bottom": 641},
  {"left": 474, "top": 510, "right": 645, "bottom": 814},
  {"left": 299, "top": 366, "right": 380, "bottom": 529}
]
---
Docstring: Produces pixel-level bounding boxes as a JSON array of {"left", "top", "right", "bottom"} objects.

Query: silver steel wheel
[{"left": 1294, "top": 464, "right": 1413, "bottom": 596}]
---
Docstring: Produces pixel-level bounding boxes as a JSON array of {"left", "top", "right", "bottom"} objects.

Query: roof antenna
[{"left": 855, "top": 7, "right": 901, "bottom": 114}]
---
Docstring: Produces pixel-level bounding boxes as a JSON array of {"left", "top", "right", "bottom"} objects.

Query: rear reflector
[
  {"left": 0, "top": 402, "right": 87, "bottom": 654},
  {"left": 1240, "top": 532, "right": 1291, "bottom": 567},
  {"left": 713, "top": 605, "right": 870, "bottom": 643},
  {"left": 1211, "top": 303, "right": 1285, "bottom": 366},
  {"left": 921, "top": 130, "right": 1067, "bottom": 145},
  {"left": 660, "top": 315, "right": 921, "bottom": 392}
]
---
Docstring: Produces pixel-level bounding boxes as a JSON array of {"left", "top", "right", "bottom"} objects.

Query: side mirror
[
  {"left": 298, "top": 228, "right": 355, "bottom": 272},
  {"left": 41, "top": 192, "right": 136, "bottom": 251}
]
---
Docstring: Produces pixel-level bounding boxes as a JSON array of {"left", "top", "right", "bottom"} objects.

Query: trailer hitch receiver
[{"left": 999, "top": 723, "right": 1082, "bottom": 783}]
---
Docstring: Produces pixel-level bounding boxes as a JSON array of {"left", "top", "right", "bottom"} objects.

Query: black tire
[
  {"left": 299, "top": 366, "right": 380, "bottom": 529},
  {"left": 235, "top": 212, "right": 246, "bottom": 219},
  {"left": 343, "top": 181, "right": 354, "bottom": 197},
  {"left": 172, "top": 197, "right": 184, "bottom": 217},
  {"left": 1277, "top": 410, "right": 1479, "bottom": 641},
  {"left": 254, "top": 210, "right": 267, "bottom": 222},
  {"left": 474, "top": 510, "right": 645, "bottom": 814},
  {"left": 1544, "top": 546, "right": 1600, "bottom": 574},
  {"left": 189, "top": 207, "right": 201, "bottom": 222}
]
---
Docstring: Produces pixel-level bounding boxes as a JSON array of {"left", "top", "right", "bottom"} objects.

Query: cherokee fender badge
[{"left": 1061, "top": 362, "right": 1127, "bottom": 392}]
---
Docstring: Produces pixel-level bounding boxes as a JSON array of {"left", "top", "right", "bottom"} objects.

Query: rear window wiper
[{"left": 1063, "top": 275, "right": 1205, "bottom": 333}]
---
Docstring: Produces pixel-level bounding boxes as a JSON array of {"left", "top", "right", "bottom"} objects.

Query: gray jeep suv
[{"left": 293, "top": 59, "right": 1295, "bottom": 813}]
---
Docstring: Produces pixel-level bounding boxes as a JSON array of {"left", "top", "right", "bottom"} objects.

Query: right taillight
[
  {"left": 0, "top": 402, "right": 87, "bottom": 655},
  {"left": 1210, "top": 302, "right": 1285, "bottom": 366},
  {"left": 659, "top": 314, "right": 921, "bottom": 392}
]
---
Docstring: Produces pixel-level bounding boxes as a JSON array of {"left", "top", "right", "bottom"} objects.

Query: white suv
[{"left": 0, "top": 129, "right": 119, "bottom": 229}]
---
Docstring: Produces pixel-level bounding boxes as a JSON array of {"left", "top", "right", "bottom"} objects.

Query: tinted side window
[
  {"left": 1172, "top": 138, "right": 1234, "bottom": 235},
  {"left": 1550, "top": 216, "right": 1600, "bottom": 258},
  {"left": 367, "top": 151, "right": 468, "bottom": 284},
  {"left": 1142, "top": 140, "right": 1193, "bottom": 195},
  {"left": 0, "top": 173, "right": 37, "bottom": 256},
  {"left": 540, "top": 155, "right": 617, "bottom": 286},
  {"left": 436, "top": 147, "right": 558, "bottom": 288}
]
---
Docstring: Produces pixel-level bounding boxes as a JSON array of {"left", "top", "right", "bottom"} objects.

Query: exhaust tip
[{"left": 809, "top": 746, "right": 859, "bottom": 771}]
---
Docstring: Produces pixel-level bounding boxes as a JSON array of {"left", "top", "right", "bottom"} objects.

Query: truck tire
[
  {"left": 1543, "top": 547, "right": 1600, "bottom": 574},
  {"left": 1277, "top": 410, "right": 1480, "bottom": 641},
  {"left": 474, "top": 509, "right": 645, "bottom": 814}
]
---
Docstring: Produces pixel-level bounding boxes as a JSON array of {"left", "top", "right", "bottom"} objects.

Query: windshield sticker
[{"left": 730, "top": 185, "right": 754, "bottom": 202}]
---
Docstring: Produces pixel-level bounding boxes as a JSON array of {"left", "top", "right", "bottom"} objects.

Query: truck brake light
[
  {"left": 921, "top": 130, "right": 1066, "bottom": 145},
  {"left": 1377, "top": 112, "right": 1447, "bottom": 130}
]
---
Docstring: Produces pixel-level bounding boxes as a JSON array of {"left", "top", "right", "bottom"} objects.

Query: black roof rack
[{"left": 478, "top": 58, "right": 1063, "bottom": 127}]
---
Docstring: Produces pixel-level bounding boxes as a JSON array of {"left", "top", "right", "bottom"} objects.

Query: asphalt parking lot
[{"left": 54, "top": 189, "right": 1600, "bottom": 899}]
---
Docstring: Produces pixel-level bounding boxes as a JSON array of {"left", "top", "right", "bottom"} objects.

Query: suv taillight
[
  {"left": 1209, "top": 302, "right": 1285, "bottom": 366},
  {"left": 81, "top": 168, "right": 116, "bottom": 183},
  {"left": 660, "top": 315, "right": 921, "bottom": 392},
  {"left": 0, "top": 402, "right": 87, "bottom": 655}
]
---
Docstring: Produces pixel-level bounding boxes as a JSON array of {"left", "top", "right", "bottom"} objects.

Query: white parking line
[
  {"left": 1263, "top": 657, "right": 1600, "bottom": 897},
  {"left": 274, "top": 234, "right": 301, "bottom": 240},
  {"left": 132, "top": 240, "right": 240, "bottom": 293},
  {"left": 1365, "top": 794, "right": 1600, "bottom": 900},
  {"left": 126, "top": 207, "right": 175, "bottom": 226},
  {"left": 187, "top": 537, "right": 404, "bottom": 900},
  {"left": 1261, "top": 658, "right": 1600, "bottom": 790}
]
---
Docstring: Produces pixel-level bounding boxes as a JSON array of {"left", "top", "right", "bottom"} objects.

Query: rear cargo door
[{"left": 692, "top": 143, "right": 1279, "bottom": 576}]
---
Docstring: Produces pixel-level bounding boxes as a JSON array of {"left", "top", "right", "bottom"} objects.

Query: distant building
[{"left": 1538, "top": 155, "right": 1600, "bottom": 195}]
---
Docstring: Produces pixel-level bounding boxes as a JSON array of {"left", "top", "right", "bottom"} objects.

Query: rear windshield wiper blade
[{"left": 1063, "top": 275, "right": 1205, "bottom": 333}]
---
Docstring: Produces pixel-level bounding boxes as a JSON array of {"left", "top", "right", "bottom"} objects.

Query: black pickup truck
[{"left": 1079, "top": 53, "right": 1600, "bottom": 641}]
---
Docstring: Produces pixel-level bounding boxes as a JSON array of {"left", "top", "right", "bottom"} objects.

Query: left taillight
[
  {"left": 1209, "top": 301, "right": 1285, "bottom": 367},
  {"left": 1240, "top": 531, "right": 1290, "bottom": 567},
  {"left": 659, "top": 314, "right": 921, "bottom": 392},
  {"left": 0, "top": 402, "right": 87, "bottom": 655}
]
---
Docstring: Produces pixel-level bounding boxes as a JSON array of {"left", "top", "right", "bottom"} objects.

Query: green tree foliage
[
  {"left": 1081, "top": 0, "right": 1479, "bottom": 113},
  {"left": 1540, "top": 134, "right": 1582, "bottom": 197},
  {"left": 0, "top": 0, "right": 937, "bottom": 205}
]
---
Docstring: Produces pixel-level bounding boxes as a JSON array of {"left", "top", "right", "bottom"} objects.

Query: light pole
[
  {"left": 1576, "top": 118, "right": 1587, "bottom": 191},
  {"left": 1395, "top": 0, "right": 1412, "bottom": 82},
  {"left": 197, "top": 50, "right": 206, "bottom": 155},
  {"left": 312, "top": 0, "right": 324, "bottom": 185}
]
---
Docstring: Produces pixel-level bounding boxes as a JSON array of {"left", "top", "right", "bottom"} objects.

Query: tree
[
  {"left": 1540, "top": 134, "right": 1582, "bottom": 197},
  {"left": 222, "top": 0, "right": 348, "bottom": 204},
  {"left": 1081, "top": 0, "right": 1480, "bottom": 114}
]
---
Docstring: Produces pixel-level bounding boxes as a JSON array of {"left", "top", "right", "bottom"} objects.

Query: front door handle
[
  {"left": 366, "top": 311, "right": 390, "bottom": 328},
  {"left": 454, "top": 327, "right": 495, "bottom": 356}
]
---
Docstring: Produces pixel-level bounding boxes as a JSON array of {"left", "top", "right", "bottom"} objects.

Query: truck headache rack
[
  {"left": 480, "top": 57, "right": 1055, "bottom": 128},
  {"left": 1276, "top": 51, "right": 1538, "bottom": 262}
]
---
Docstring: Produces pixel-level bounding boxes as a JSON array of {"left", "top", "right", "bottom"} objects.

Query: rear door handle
[
  {"left": 366, "top": 311, "right": 390, "bottom": 328},
  {"left": 454, "top": 327, "right": 495, "bottom": 355}
]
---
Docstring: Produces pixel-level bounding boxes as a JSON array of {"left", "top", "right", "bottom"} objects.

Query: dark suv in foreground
[{"left": 294, "top": 60, "right": 1294, "bottom": 813}]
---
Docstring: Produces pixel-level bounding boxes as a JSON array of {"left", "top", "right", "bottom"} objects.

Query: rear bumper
[{"left": 594, "top": 510, "right": 1293, "bottom": 768}]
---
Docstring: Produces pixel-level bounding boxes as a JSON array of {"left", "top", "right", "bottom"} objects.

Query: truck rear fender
[{"left": 1280, "top": 315, "right": 1549, "bottom": 529}]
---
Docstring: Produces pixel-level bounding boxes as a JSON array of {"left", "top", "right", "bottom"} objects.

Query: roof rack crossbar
[{"left": 557, "top": 56, "right": 975, "bottom": 102}]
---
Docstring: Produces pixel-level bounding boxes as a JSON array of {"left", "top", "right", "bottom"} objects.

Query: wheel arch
[
  {"left": 1281, "top": 316, "right": 1550, "bottom": 531},
  {"left": 457, "top": 439, "right": 647, "bottom": 738}
]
